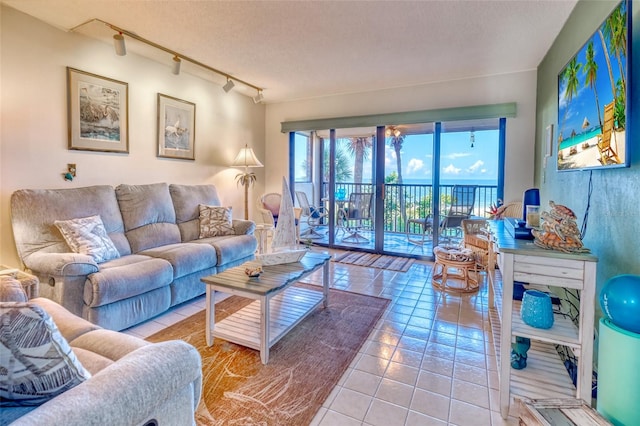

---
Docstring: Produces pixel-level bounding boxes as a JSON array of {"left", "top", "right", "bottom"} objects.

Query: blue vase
[{"left": 521, "top": 290, "right": 554, "bottom": 329}]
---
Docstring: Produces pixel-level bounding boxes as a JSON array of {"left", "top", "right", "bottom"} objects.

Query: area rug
[
  {"left": 333, "top": 251, "right": 416, "bottom": 272},
  {"left": 146, "top": 286, "right": 390, "bottom": 426}
]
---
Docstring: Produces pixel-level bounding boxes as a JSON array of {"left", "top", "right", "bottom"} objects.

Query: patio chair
[
  {"left": 342, "top": 192, "right": 373, "bottom": 244},
  {"left": 407, "top": 185, "right": 477, "bottom": 245},
  {"left": 295, "top": 191, "right": 327, "bottom": 239},
  {"left": 597, "top": 102, "right": 621, "bottom": 165}
]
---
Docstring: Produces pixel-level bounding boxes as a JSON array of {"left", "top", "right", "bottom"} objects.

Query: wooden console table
[{"left": 487, "top": 221, "right": 598, "bottom": 419}]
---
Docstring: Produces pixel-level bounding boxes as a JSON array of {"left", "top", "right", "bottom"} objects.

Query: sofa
[
  {"left": 10, "top": 183, "right": 257, "bottom": 331},
  {"left": 0, "top": 275, "right": 202, "bottom": 426}
]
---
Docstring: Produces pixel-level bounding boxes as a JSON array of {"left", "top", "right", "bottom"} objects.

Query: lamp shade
[{"left": 231, "top": 145, "right": 263, "bottom": 168}]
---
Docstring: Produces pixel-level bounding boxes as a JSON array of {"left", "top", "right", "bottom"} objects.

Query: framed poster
[
  {"left": 67, "top": 67, "right": 129, "bottom": 153},
  {"left": 557, "top": 0, "right": 628, "bottom": 171},
  {"left": 157, "top": 93, "right": 195, "bottom": 160}
]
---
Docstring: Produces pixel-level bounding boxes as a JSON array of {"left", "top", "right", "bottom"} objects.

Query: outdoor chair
[
  {"left": 295, "top": 191, "right": 327, "bottom": 239},
  {"left": 342, "top": 192, "right": 373, "bottom": 244},
  {"left": 597, "top": 102, "right": 621, "bottom": 165},
  {"left": 407, "top": 185, "right": 477, "bottom": 245}
]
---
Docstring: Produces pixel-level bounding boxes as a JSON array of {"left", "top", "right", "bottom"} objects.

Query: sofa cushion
[
  {"left": 11, "top": 186, "right": 131, "bottom": 266},
  {"left": 83, "top": 255, "right": 173, "bottom": 308},
  {"left": 115, "top": 183, "right": 181, "bottom": 253},
  {"left": 139, "top": 243, "right": 217, "bottom": 277},
  {"left": 169, "top": 184, "right": 222, "bottom": 242},
  {"left": 196, "top": 234, "right": 257, "bottom": 266},
  {"left": 54, "top": 215, "right": 120, "bottom": 264},
  {"left": 0, "top": 303, "right": 91, "bottom": 406},
  {"left": 198, "top": 205, "right": 234, "bottom": 238}
]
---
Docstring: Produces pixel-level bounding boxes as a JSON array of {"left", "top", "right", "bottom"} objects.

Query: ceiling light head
[
  {"left": 470, "top": 131, "right": 475, "bottom": 148},
  {"left": 171, "top": 56, "right": 181, "bottom": 75},
  {"left": 113, "top": 32, "right": 126, "bottom": 56},
  {"left": 253, "top": 90, "right": 264, "bottom": 104},
  {"left": 222, "top": 78, "right": 235, "bottom": 93}
]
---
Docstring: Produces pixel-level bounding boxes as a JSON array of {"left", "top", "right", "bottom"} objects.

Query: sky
[
  {"left": 295, "top": 129, "right": 500, "bottom": 184},
  {"left": 557, "top": 1, "right": 626, "bottom": 142}
]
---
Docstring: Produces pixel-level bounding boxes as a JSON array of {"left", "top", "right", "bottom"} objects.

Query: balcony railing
[{"left": 322, "top": 182, "right": 498, "bottom": 234}]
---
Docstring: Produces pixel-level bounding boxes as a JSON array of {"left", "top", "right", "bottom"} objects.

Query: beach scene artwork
[{"left": 557, "top": 0, "right": 627, "bottom": 171}]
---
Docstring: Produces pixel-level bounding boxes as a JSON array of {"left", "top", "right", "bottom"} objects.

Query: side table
[{"left": 0, "top": 266, "right": 39, "bottom": 299}]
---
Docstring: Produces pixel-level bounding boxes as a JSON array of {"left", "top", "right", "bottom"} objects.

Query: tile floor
[{"left": 124, "top": 249, "right": 520, "bottom": 426}]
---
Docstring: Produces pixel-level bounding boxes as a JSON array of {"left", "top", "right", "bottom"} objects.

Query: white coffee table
[{"left": 200, "top": 252, "right": 331, "bottom": 364}]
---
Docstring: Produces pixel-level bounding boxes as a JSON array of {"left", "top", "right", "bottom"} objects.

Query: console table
[{"left": 487, "top": 221, "right": 598, "bottom": 419}]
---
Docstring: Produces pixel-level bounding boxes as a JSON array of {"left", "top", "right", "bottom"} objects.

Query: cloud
[
  {"left": 467, "top": 160, "right": 484, "bottom": 173},
  {"left": 443, "top": 163, "right": 461, "bottom": 175},
  {"left": 443, "top": 152, "right": 471, "bottom": 160},
  {"left": 407, "top": 158, "right": 424, "bottom": 174}
]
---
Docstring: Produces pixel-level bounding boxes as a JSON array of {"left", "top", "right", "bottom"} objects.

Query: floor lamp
[{"left": 231, "top": 145, "right": 264, "bottom": 220}]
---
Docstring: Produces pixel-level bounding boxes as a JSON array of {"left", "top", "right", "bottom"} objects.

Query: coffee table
[{"left": 201, "top": 251, "right": 331, "bottom": 364}]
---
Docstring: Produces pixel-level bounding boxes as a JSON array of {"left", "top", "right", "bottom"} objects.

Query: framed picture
[
  {"left": 157, "top": 93, "right": 196, "bottom": 160},
  {"left": 557, "top": 0, "right": 629, "bottom": 171},
  {"left": 67, "top": 67, "right": 129, "bottom": 153}
]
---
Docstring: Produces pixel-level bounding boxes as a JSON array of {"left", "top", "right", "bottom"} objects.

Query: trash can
[{"left": 597, "top": 318, "right": 640, "bottom": 426}]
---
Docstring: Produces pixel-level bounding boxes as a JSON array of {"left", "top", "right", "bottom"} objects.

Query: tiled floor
[{"left": 124, "top": 249, "right": 519, "bottom": 426}]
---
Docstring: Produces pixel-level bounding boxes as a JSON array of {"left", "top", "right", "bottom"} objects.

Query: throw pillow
[
  {"left": 0, "top": 302, "right": 91, "bottom": 406},
  {"left": 54, "top": 215, "right": 120, "bottom": 263},
  {"left": 198, "top": 205, "right": 234, "bottom": 238}
]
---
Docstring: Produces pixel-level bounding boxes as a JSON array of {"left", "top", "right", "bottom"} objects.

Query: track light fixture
[
  {"left": 222, "top": 78, "right": 235, "bottom": 93},
  {"left": 171, "top": 55, "right": 181, "bottom": 75},
  {"left": 113, "top": 32, "right": 126, "bottom": 56},
  {"left": 71, "top": 18, "right": 264, "bottom": 101}
]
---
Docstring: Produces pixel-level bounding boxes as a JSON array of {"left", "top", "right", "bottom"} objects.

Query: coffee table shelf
[{"left": 213, "top": 286, "right": 324, "bottom": 350}]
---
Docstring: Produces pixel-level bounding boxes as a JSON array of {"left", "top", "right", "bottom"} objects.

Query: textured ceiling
[{"left": 3, "top": 0, "right": 577, "bottom": 103}]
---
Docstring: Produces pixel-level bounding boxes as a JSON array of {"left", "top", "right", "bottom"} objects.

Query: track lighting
[
  {"left": 222, "top": 78, "right": 235, "bottom": 93},
  {"left": 71, "top": 19, "right": 264, "bottom": 99},
  {"left": 172, "top": 55, "right": 181, "bottom": 75},
  {"left": 113, "top": 32, "right": 126, "bottom": 56}
]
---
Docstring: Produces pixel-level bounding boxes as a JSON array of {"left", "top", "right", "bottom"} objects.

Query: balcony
[{"left": 300, "top": 182, "right": 498, "bottom": 257}]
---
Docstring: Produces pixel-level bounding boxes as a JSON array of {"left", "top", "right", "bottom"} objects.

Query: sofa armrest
[
  {"left": 12, "top": 340, "right": 202, "bottom": 426},
  {"left": 232, "top": 219, "right": 256, "bottom": 235},
  {"left": 24, "top": 252, "right": 99, "bottom": 277}
]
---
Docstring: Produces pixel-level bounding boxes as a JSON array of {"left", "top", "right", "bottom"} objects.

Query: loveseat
[
  {"left": 0, "top": 275, "right": 202, "bottom": 426},
  {"left": 10, "top": 183, "right": 257, "bottom": 331}
]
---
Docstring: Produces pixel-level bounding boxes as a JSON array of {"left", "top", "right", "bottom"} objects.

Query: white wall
[
  {"left": 265, "top": 71, "right": 538, "bottom": 204},
  {"left": 0, "top": 7, "right": 265, "bottom": 266}
]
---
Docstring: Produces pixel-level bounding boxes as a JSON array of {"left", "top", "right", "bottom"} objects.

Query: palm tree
[
  {"left": 583, "top": 41, "right": 602, "bottom": 128},
  {"left": 598, "top": 28, "right": 617, "bottom": 103},
  {"left": 388, "top": 134, "right": 407, "bottom": 228},
  {"left": 346, "top": 136, "right": 372, "bottom": 191},
  {"left": 322, "top": 144, "right": 352, "bottom": 185},
  {"left": 560, "top": 57, "right": 582, "bottom": 138},
  {"left": 604, "top": 4, "right": 627, "bottom": 95}
]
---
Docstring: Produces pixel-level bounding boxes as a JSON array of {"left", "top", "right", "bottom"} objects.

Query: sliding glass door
[{"left": 290, "top": 118, "right": 504, "bottom": 259}]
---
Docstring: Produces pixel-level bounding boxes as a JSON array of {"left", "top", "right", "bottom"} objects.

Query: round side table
[{"left": 432, "top": 245, "right": 479, "bottom": 293}]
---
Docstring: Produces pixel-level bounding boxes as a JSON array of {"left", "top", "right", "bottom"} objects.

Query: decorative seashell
[{"left": 245, "top": 266, "right": 263, "bottom": 278}]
